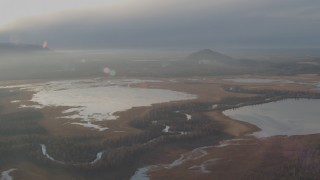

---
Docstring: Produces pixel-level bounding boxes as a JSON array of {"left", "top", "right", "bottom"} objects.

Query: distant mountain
[
  {"left": 184, "top": 49, "right": 233, "bottom": 64},
  {"left": 0, "top": 42, "right": 49, "bottom": 54}
]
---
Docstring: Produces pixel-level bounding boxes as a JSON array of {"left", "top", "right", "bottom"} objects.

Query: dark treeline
[
  {"left": 130, "top": 102, "right": 214, "bottom": 129},
  {"left": 0, "top": 89, "right": 16, "bottom": 98},
  {"left": 24, "top": 86, "right": 320, "bottom": 171},
  {"left": 23, "top": 100, "right": 228, "bottom": 172},
  {"left": 102, "top": 125, "right": 163, "bottom": 148},
  {"left": 0, "top": 109, "right": 48, "bottom": 164},
  {"left": 244, "top": 145, "right": 320, "bottom": 179},
  {"left": 0, "top": 110, "right": 45, "bottom": 136},
  {"left": 2, "top": 85, "right": 320, "bottom": 179},
  {"left": 219, "top": 86, "right": 320, "bottom": 110},
  {"left": 0, "top": 105, "right": 226, "bottom": 173},
  {"left": 224, "top": 86, "right": 320, "bottom": 97}
]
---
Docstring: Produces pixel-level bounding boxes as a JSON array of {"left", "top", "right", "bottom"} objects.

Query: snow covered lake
[
  {"left": 4, "top": 79, "right": 197, "bottom": 131},
  {"left": 225, "top": 78, "right": 293, "bottom": 84},
  {"left": 224, "top": 99, "right": 320, "bottom": 137}
]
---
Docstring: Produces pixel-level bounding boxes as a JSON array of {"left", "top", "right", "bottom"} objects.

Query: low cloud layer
[{"left": 0, "top": 0, "right": 319, "bottom": 49}]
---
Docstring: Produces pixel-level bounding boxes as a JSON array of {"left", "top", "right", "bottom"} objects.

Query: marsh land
[{"left": 1, "top": 49, "right": 320, "bottom": 180}]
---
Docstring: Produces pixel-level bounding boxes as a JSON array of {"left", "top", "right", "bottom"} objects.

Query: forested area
[
  {"left": 0, "top": 88, "right": 227, "bottom": 174},
  {"left": 1, "top": 86, "right": 320, "bottom": 178},
  {"left": 220, "top": 86, "right": 320, "bottom": 110}
]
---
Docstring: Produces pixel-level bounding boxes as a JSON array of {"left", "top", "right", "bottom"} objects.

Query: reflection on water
[{"left": 224, "top": 99, "right": 320, "bottom": 137}]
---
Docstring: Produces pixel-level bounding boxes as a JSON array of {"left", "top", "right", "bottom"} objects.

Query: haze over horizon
[{"left": 0, "top": 0, "right": 320, "bottom": 49}]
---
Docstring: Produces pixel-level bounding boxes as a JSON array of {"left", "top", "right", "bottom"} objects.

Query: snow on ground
[
  {"left": 130, "top": 167, "right": 151, "bottom": 180},
  {"left": 131, "top": 145, "right": 212, "bottom": 179},
  {"left": 41, "top": 144, "right": 104, "bottom": 165},
  {"left": 1, "top": 169, "right": 16, "bottom": 180},
  {"left": 211, "top": 104, "right": 218, "bottom": 109},
  {"left": 185, "top": 114, "right": 192, "bottom": 120},
  {"left": 130, "top": 138, "right": 248, "bottom": 179},
  {"left": 2, "top": 79, "right": 196, "bottom": 131},
  {"left": 40, "top": 144, "right": 59, "bottom": 162},
  {"left": 162, "top": 125, "right": 170, "bottom": 133},
  {"left": 189, "top": 158, "right": 222, "bottom": 173},
  {"left": 90, "top": 152, "right": 104, "bottom": 164},
  {"left": 225, "top": 78, "right": 294, "bottom": 84},
  {"left": 71, "top": 122, "right": 109, "bottom": 131}
]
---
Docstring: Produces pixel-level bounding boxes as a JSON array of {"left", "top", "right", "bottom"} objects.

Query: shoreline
[{"left": 1, "top": 75, "right": 320, "bottom": 179}]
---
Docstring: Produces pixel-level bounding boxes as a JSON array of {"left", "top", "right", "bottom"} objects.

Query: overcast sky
[{"left": 0, "top": 0, "right": 319, "bottom": 49}]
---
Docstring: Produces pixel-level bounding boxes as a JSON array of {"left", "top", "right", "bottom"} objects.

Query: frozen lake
[
  {"left": 6, "top": 79, "right": 196, "bottom": 131},
  {"left": 224, "top": 99, "right": 320, "bottom": 137},
  {"left": 225, "top": 78, "right": 293, "bottom": 84}
]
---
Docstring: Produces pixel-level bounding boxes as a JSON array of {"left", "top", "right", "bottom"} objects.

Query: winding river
[{"left": 131, "top": 98, "right": 320, "bottom": 179}]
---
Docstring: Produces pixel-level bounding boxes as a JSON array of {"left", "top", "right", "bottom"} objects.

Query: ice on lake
[
  {"left": 224, "top": 99, "right": 320, "bottom": 137},
  {"left": 225, "top": 78, "right": 294, "bottom": 84},
  {"left": 6, "top": 79, "right": 197, "bottom": 131}
]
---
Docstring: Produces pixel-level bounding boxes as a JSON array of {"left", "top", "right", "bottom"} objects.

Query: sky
[{"left": 0, "top": 0, "right": 319, "bottom": 49}]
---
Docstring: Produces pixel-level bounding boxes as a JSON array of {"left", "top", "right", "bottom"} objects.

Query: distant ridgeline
[
  {"left": 174, "top": 49, "right": 320, "bottom": 76},
  {"left": 184, "top": 49, "right": 234, "bottom": 65},
  {"left": 0, "top": 47, "right": 319, "bottom": 80},
  {"left": 0, "top": 42, "right": 49, "bottom": 54},
  {"left": 169, "top": 49, "right": 263, "bottom": 76}
]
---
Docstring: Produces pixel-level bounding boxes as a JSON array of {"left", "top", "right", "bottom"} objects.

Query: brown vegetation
[{"left": 0, "top": 74, "right": 320, "bottom": 179}]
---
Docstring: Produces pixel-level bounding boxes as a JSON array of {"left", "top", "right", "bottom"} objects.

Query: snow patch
[
  {"left": 131, "top": 145, "right": 212, "bottom": 179},
  {"left": 71, "top": 122, "right": 109, "bottom": 131},
  {"left": 225, "top": 78, "right": 294, "bottom": 84},
  {"left": 130, "top": 138, "right": 247, "bottom": 179},
  {"left": 214, "top": 139, "right": 245, "bottom": 148},
  {"left": 90, "top": 152, "right": 104, "bottom": 164},
  {"left": 162, "top": 125, "right": 170, "bottom": 133},
  {"left": 40, "top": 144, "right": 57, "bottom": 162},
  {"left": 189, "top": 158, "right": 222, "bottom": 173},
  {"left": 41, "top": 144, "right": 104, "bottom": 165},
  {"left": 211, "top": 104, "right": 218, "bottom": 109},
  {"left": 130, "top": 167, "right": 152, "bottom": 180},
  {"left": 1, "top": 169, "right": 16, "bottom": 180},
  {"left": 185, "top": 114, "right": 192, "bottom": 120},
  {"left": 10, "top": 100, "right": 20, "bottom": 103},
  {"left": 20, "top": 104, "right": 43, "bottom": 109}
]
